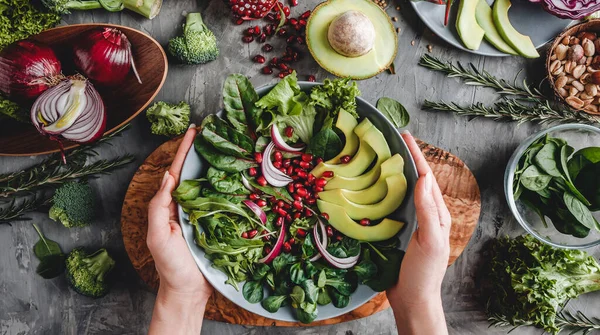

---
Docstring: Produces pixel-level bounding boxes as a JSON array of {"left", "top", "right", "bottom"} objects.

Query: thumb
[
  {"left": 414, "top": 172, "right": 440, "bottom": 238},
  {"left": 149, "top": 172, "right": 176, "bottom": 212}
]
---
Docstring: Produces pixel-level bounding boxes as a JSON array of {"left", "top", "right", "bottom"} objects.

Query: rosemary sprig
[
  {"left": 488, "top": 310, "right": 600, "bottom": 334},
  {"left": 0, "top": 194, "right": 52, "bottom": 223},
  {"left": 418, "top": 54, "right": 545, "bottom": 100}
]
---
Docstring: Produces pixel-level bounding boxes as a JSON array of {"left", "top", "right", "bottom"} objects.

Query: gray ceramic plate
[
  {"left": 410, "top": 0, "right": 572, "bottom": 56},
  {"left": 177, "top": 82, "right": 418, "bottom": 322}
]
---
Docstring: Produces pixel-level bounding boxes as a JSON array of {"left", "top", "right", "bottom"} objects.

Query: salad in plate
[{"left": 174, "top": 72, "right": 408, "bottom": 323}]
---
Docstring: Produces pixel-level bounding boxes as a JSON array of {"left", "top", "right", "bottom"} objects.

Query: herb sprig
[{"left": 489, "top": 310, "right": 600, "bottom": 335}]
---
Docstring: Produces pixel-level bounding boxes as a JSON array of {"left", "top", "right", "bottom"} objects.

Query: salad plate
[
  {"left": 177, "top": 81, "right": 418, "bottom": 322},
  {"left": 410, "top": 0, "right": 571, "bottom": 56}
]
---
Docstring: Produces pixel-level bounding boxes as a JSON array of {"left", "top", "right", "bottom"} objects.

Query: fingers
[
  {"left": 432, "top": 180, "right": 452, "bottom": 232},
  {"left": 149, "top": 172, "right": 176, "bottom": 212},
  {"left": 414, "top": 172, "right": 441, "bottom": 239},
  {"left": 169, "top": 125, "right": 198, "bottom": 183},
  {"left": 401, "top": 131, "right": 431, "bottom": 177}
]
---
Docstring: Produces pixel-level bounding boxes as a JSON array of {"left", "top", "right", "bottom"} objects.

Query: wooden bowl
[
  {"left": 546, "top": 20, "right": 600, "bottom": 115},
  {"left": 0, "top": 23, "right": 168, "bottom": 156}
]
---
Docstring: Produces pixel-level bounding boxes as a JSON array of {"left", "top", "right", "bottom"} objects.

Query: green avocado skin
[
  {"left": 492, "top": 0, "right": 540, "bottom": 58},
  {"left": 475, "top": 0, "right": 518, "bottom": 55},
  {"left": 456, "top": 0, "right": 485, "bottom": 50}
]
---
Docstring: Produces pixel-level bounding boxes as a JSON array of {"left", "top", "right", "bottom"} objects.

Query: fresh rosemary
[
  {"left": 0, "top": 194, "right": 52, "bottom": 223},
  {"left": 419, "top": 54, "right": 600, "bottom": 125},
  {"left": 488, "top": 310, "right": 600, "bottom": 335}
]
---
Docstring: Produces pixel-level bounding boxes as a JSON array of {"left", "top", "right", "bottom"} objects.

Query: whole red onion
[
  {"left": 0, "top": 40, "right": 63, "bottom": 101},
  {"left": 73, "top": 27, "right": 142, "bottom": 86}
]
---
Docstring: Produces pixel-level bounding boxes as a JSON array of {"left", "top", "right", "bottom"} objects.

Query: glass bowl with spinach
[{"left": 505, "top": 124, "right": 600, "bottom": 249}]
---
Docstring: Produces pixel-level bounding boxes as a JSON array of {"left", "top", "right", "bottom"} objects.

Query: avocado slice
[
  {"left": 492, "top": 0, "right": 539, "bottom": 58},
  {"left": 475, "top": 0, "right": 517, "bottom": 55},
  {"left": 337, "top": 154, "right": 404, "bottom": 205},
  {"left": 306, "top": 0, "right": 397, "bottom": 79},
  {"left": 326, "top": 110, "right": 360, "bottom": 164},
  {"left": 456, "top": 0, "right": 485, "bottom": 50},
  {"left": 317, "top": 200, "right": 405, "bottom": 241}
]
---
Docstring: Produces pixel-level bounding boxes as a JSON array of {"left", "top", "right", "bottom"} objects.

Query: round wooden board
[{"left": 121, "top": 136, "right": 481, "bottom": 327}]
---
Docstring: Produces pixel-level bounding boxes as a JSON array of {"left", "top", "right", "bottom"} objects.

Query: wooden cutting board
[{"left": 121, "top": 136, "right": 481, "bottom": 326}]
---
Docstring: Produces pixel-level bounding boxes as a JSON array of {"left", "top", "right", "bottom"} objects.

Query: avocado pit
[{"left": 327, "top": 10, "right": 376, "bottom": 57}]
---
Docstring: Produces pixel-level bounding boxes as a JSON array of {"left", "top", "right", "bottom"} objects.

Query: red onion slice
[
  {"left": 241, "top": 174, "right": 257, "bottom": 193},
  {"left": 314, "top": 224, "right": 360, "bottom": 269},
  {"left": 310, "top": 217, "right": 328, "bottom": 262},
  {"left": 261, "top": 142, "right": 293, "bottom": 187},
  {"left": 259, "top": 223, "right": 286, "bottom": 264},
  {"left": 242, "top": 200, "right": 267, "bottom": 225},
  {"left": 271, "top": 124, "right": 305, "bottom": 152}
]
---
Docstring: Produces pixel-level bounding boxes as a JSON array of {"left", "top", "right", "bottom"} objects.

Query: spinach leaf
[
  {"left": 568, "top": 147, "right": 600, "bottom": 180},
  {"left": 329, "top": 289, "right": 350, "bottom": 308},
  {"left": 534, "top": 143, "right": 562, "bottom": 177},
  {"left": 364, "top": 245, "right": 404, "bottom": 292},
  {"left": 290, "top": 285, "right": 305, "bottom": 308},
  {"left": 327, "top": 237, "right": 360, "bottom": 258},
  {"left": 317, "top": 288, "right": 331, "bottom": 305},
  {"left": 206, "top": 167, "right": 250, "bottom": 195},
  {"left": 354, "top": 258, "right": 377, "bottom": 281},
  {"left": 261, "top": 295, "right": 287, "bottom": 313},
  {"left": 563, "top": 192, "right": 598, "bottom": 230},
  {"left": 301, "top": 279, "right": 319, "bottom": 304},
  {"left": 252, "top": 263, "right": 270, "bottom": 281},
  {"left": 194, "top": 136, "right": 257, "bottom": 173},
  {"left": 200, "top": 188, "right": 246, "bottom": 203},
  {"left": 306, "top": 128, "right": 342, "bottom": 161},
  {"left": 242, "top": 280, "right": 264, "bottom": 304},
  {"left": 201, "top": 115, "right": 255, "bottom": 159},
  {"left": 575, "top": 162, "right": 600, "bottom": 211},
  {"left": 550, "top": 208, "right": 591, "bottom": 238},
  {"left": 32, "top": 224, "right": 62, "bottom": 260},
  {"left": 305, "top": 262, "right": 318, "bottom": 279},
  {"left": 274, "top": 276, "right": 293, "bottom": 296},
  {"left": 317, "top": 270, "right": 326, "bottom": 288},
  {"left": 290, "top": 263, "right": 306, "bottom": 285},
  {"left": 265, "top": 272, "right": 275, "bottom": 290},
  {"left": 325, "top": 277, "right": 355, "bottom": 296},
  {"left": 296, "top": 302, "right": 318, "bottom": 324},
  {"left": 172, "top": 179, "right": 205, "bottom": 202},
  {"left": 36, "top": 253, "right": 65, "bottom": 279},
  {"left": 223, "top": 74, "right": 261, "bottom": 137},
  {"left": 520, "top": 165, "right": 552, "bottom": 192},
  {"left": 301, "top": 234, "right": 317, "bottom": 259},
  {"left": 376, "top": 97, "right": 410, "bottom": 128},
  {"left": 272, "top": 253, "right": 298, "bottom": 275}
]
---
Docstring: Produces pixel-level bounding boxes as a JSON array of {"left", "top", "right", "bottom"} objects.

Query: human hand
[
  {"left": 387, "top": 131, "right": 451, "bottom": 333},
  {"left": 147, "top": 125, "right": 213, "bottom": 303}
]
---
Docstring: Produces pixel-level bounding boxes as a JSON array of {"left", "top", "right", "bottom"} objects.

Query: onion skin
[
  {"left": 73, "top": 28, "right": 141, "bottom": 86},
  {"left": 0, "top": 40, "right": 62, "bottom": 101},
  {"left": 242, "top": 200, "right": 268, "bottom": 224},
  {"left": 271, "top": 124, "right": 305, "bottom": 152},
  {"left": 259, "top": 223, "right": 286, "bottom": 264},
  {"left": 535, "top": 0, "right": 600, "bottom": 19}
]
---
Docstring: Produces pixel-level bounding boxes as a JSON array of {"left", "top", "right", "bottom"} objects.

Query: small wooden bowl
[
  {"left": 546, "top": 20, "right": 600, "bottom": 115},
  {"left": 0, "top": 23, "right": 168, "bottom": 156}
]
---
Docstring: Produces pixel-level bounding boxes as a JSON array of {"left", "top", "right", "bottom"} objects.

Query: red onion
[
  {"left": 259, "top": 223, "right": 285, "bottom": 264},
  {"left": 0, "top": 40, "right": 63, "bottom": 101},
  {"left": 310, "top": 217, "right": 328, "bottom": 262},
  {"left": 241, "top": 174, "right": 257, "bottom": 193},
  {"left": 31, "top": 76, "right": 106, "bottom": 159},
  {"left": 314, "top": 224, "right": 359, "bottom": 269},
  {"left": 73, "top": 28, "right": 142, "bottom": 86},
  {"left": 271, "top": 124, "right": 305, "bottom": 152},
  {"left": 242, "top": 200, "right": 267, "bottom": 225},
  {"left": 262, "top": 142, "right": 293, "bottom": 187}
]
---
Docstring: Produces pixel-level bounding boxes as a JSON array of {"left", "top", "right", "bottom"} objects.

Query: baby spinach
[
  {"left": 306, "top": 128, "right": 342, "bottom": 161},
  {"left": 534, "top": 143, "right": 562, "bottom": 177},
  {"left": 206, "top": 167, "right": 250, "bottom": 195},
  {"left": 576, "top": 162, "right": 600, "bottom": 210},
  {"left": 520, "top": 166, "right": 552, "bottom": 192},
  {"left": 223, "top": 74, "right": 262, "bottom": 137},
  {"left": 317, "top": 288, "right": 331, "bottom": 305},
  {"left": 32, "top": 224, "right": 65, "bottom": 279},
  {"left": 172, "top": 179, "right": 205, "bottom": 202},
  {"left": 301, "top": 234, "right": 317, "bottom": 259},
  {"left": 296, "top": 302, "right": 318, "bottom": 324},
  {"left": 301, "top": 279, "right": 319, "bottom": 304},
  {"left": 243, "top": 280, "right": 264, "bottom": 303},
  {"left": 317, "top": 270, "right": 326, "bottom": 288},
  {"left": 354, "top": 258, "right": 377, "bottom": 281},
  {"left": 376, "top": 97, "right": 410, "bottom": 128},
  {"left": 365, "top": 243, "right": 404, "bottom": 292},
  {"left": 33, "top": 224, "right": 62, "bottom": 260},
  {"left": 195, "top": 136, "right": 257, "bottom": 173},
  {"left": 201, "top": 115, "right": 255, "bottom": 159},
  {"left": 261, "top": 295, "right": 287, "bottom": 313},
  {"left": 252, "top": 263, "right": 270, "bottom": 281},
  {"left": 290, "top": 263, "right": 306, "bottom": 285},
  {"left": 325, "top": 277, "right": 355, "bottom": 296},
  {"left": 563, "top": 192, "right": 598, "bottom": 230},
  {"left": 329, "top": 289, "right": 350, "bottom": 308},
  {"left": 305, "top": 262, "right": 318, "bottom": 279},
  {"left": 290, "top": 285, "right": 305, "bottom": 308},
  {"left": 272, "top": 253, "right": 298, "bottom": 275}
]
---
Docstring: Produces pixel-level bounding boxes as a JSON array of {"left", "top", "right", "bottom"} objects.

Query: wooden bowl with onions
[
  {"left": 546, "top": 20, "right": 600, "bottom": 115},
  {"left": 0, "top": 23, "right": 167, "bottom": 156}
]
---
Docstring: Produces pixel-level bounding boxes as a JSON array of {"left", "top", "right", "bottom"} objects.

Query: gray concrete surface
[{"left": 1, "top": 0, "right": 599, "bottom": 334}]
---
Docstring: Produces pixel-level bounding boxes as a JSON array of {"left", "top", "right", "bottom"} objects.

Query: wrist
[
  {"left": 157, "top": 285, "right": 211, "bottom": 307},
  {"left": 390, "top": 294, "right": 447, "bottom": 335}
]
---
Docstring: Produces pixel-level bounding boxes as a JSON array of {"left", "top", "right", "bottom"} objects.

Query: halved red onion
[
  {"left": 261, "top": 141, "right": 293, "bottom": 187},
  {"left": 241, "top": 174, "right": 257, "bottom": 193},
  {"left": 314, "top": 224, "right": 360, "bottom": 269},
  {"left": 259, "top": 223, "right": 286, "bottom": 264},
  {"left": 271, "top": 124, "right": 305, "bottom": 152},
  {"left": 242, "top": 200, "right": 267, "bottom": 225},
  {"left": 310, "top": 217, "right": 328, "bottom": 262}
]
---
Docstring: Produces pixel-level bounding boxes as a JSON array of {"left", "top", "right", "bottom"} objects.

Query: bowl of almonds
[{"left": 547, "top": 20, "right": 600, "bottom": 115}]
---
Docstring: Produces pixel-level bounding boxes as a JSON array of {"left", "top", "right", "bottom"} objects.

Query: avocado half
[{"left": 306, "top": 0, "right": 398, "bottom": 79}]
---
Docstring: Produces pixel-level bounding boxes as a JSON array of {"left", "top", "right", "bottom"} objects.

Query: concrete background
[{"left": 1, "top": 0, "right": 599, "bottom": 334}]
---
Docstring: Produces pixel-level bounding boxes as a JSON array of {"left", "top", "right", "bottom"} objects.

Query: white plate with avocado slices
[{"left": 411, "top": 0, "right": 572, "bottom": 57}]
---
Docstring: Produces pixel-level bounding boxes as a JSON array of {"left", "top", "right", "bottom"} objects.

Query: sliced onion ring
[
  {"left": 271, "top": 124, "right": 305, "bottom": 152},
  {"left": 310, "top": 217, "right": 328, "bottom": 262},
  {"left": 261, "top": 141, "right": 293, "bottom": 187},
  {"left": 259, "top": 223, "right": 286, "bottom": 264},
  {"left": 241, "top": 174, "right": 257, "bottom": 193},
  {"left": 314, "top": 223, "right": 360, "bottom": 269},
  {"left": 242, "top": 200, "right": 267, "bottom": 225}
]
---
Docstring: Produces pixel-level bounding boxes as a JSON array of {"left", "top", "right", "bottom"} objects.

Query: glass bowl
[{"left": 505, "top": 124, "right": 600, "bottom": 249}]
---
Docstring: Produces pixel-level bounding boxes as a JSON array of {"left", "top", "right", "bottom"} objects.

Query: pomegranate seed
[
  {"left": 283, "top": 201, "right": 291, "bottom": 209},
  {"left": 284, "top": 126, "right": 294, "bottom": 137},
  {"left": 274, "top": 151, "right": 283, "bottom": 161},
  {"left": 322, "top": 212, "right": 330, "bottom": 220},
  {"left": 256, "top": 199, "right": 267, "bottom": 207},
  {"left": 296, "top": 36, "right": 304, "bottom": 45},
  {"left": 296, "top": 228, "right": 306, "bottom": 237},
  {"left": 287, "top": 165, "right": 294, "bottom": 175},
  {"left": 299, "top": 19, "right": 307, "bottom": 26},
  {"left": 278, "top": 63, "right": 289, "bottom": 71},
  {"left": 297, "top": 171, "right": 307, "bottom": 179},
  {"left": 301, "top": 153, "right": 313, "bottom": 162},
  {"left": 257, "top": 176, "right": 267, "bottom": 186},
  {"left": 323, "top": 171, "right": 334, "bottom": 178},
  {"left": 245, "top": 9, "right": 252, "bottom": 16},
  {"left": 340, "top": 155, "right": 351, "bottom": 164},
  {"left": 253, "top": 25, "right": 261, "bottom": 36},
  {"left": 273, "top": 160, "right": 282, "bottom": 169},
  {"left": 258, "top": 33, "right": 267, "bottom": 43},
  {"left": 248, "top": 167, "right": 258, "bottom": 177},
  {"left": 283, "top": 242, "right": 292, "bottom": 253},
  {"left": 279, "top": 167, "right": 286, "bottom": 174},
  {"left": 249, "top": 193, "right": 260, "bottom": 200},
  {"left": 253, "top": 54, "right": 266, "bottom": 63},
  {"left": 283, "top": 6, "right": 290, "bottom": 16},
  {"left": 270, "top": 57, "right": 279, "bottom": 66},
  {"left": 296, "top": 188, "right": 308, "bottom": 198},
  {"left": 262, "top": 44, "right": 273, "bottom": 52},
  {"left": 293, "top": 212, "right": 302, "bottom": 220},
  {"left": 286, "top": 35, "right": 296, "bottom": 44},
  {"left": 299, "top": 161, "right": 310, "bottom": 169},
  {"left": 266, "top": 13, "right": 276, "bottom": 21},
  {"left": 306, "top": 198, "right": 316, "bottom": 205},
  {"left": 277, "top": 207, "right": 287, "bottom": 217},
  {"left": 326, "top": 225, "right": 334, "bottom": 237},
  {"left": 360, "top": 218, "right": 371, "bottom": 226},
  {"left": 263, "top": 24, "right": 273, "bottom": 36},
  {"left": 264, "top": 245, "right": 272, "bottom": 254},
  {"left": 254, "top": 152, "right": 263, "bottom": 163},
  {"left": 235, "top": 18, "right": 244, "bottom": 25},
  {"left": 287, "top": 68, "right": 294, "bottom": 75},
  {"left": 288, "top": 238, "right": 295, "bottom": 245},
  {"left": 277, "top": 28, "right": 287, "bottom": 36},
  {"left": 294, "top": 182, "right": 304, "bottom": 189},
  {"left": 305, "top": 208, "right": 314, "bottom": 217},
  {"left": 315, "top": 178, "right": 327, "bottom": 188},
  {"left": 276, "top": 200, "right": 284, "bottom": 208},
  {"left": 282, "top": 159, "right": 291, "bottom": 168},
  {"left": 282, "top": 55, "right": 293, "bottom": 63},
  {"left": 336, "top": 235, "right": 343, "bottom": 241},
  {"left": 300, "top": 10, "right": 311, "bottom": 19},
  {"left": 242, "top": 231, "right": 249, "bottom": 238},
  {"left": 292, "top": 194, "right": 302, "bottom": 201},
  {"left": 262, "top": 66, "right": 273, "bottom": 74},
  {"left": 286, "top": 214, "right": 293, "bottom": 222},
  {"left": 276, "top": 216, "right": 284, "bottom": 226},
  {"left": 278, "top": 71, "right": 288, "bottom": 78},
  {"left": 293, "top": 200, "right": 303, "bottom": 210},
  {"left": 248, "top": 229, "right": 258, "bottom": 238},
  {"left": 316, "top": 157, "right": 323, "bottom": 164},
  {"left": 313, "top": 186, "right": 324, "bottom": 192},
  {"left": 290, "top": 18, "right": 298, "bottom": 25},
  {"left": 242, "top": 35, "right": 254, "bottom": 43},
  {"left": 287, "top": 183, "right": 295, "bottom": 193},
  {"left": 245, "top": 27, "right": 255, "bottom": 36},
  {"left": 307, "top": 173, "right": 316, "bottom": 183}
]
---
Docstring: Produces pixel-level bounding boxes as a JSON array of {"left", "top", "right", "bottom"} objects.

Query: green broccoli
[
  {"left": 0, "top": 96, "right": 29, "bottom": 122},
  {"left": 66, "top": 248, "right": 115, "bottom": 298},
  {"left": 49, "top": 182, "right": 96, "bottom": 228},
  {"left": 146, "top": 101, "right": 190, "bottom": 137},
  {"left": 168, "top": 12, "right": 219, "bottom": 65},
  {"left": 40, "top": 0, "right": 161, "bottom": 19}
]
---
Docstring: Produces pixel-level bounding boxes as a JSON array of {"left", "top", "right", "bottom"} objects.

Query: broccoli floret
[
  {"left": 66, "top": 248, "right": 115, "bottom": 298},
  {"left": 0, "top": 96, "right": 29, "bottom": 123},
  {"left": 146, "top": 101, "right": 190, "bottom": 137},
  {"left": 49, "top": 182, "right": 96, "bottom": 228},
  {"left": 40, "top": 0, "right": 160, "bottom": 19},
  {"left": 168, "top": 12, "right": 219, "bottom": 65}
]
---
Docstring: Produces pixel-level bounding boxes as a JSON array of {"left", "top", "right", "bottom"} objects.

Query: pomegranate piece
[
  {"left": 277, "top": 28, "right": 287, "bottom": 37},
  {"left": 308, "top": 75, "right": 316, "bottom": 82},
  {"left": 290, "top": 0, "right": 298, "bottom": 6},
  {"left": 340, "top": 155, "right": 351, "bottom": 163},
  {"left": 300, "top": 10, "right": 311, "bottom": 19},
  {"left": 286, "top": 35, "right": 296, "bottom": 44},
  {"left": 258, "top": 33, "right": 267, "bottom": 43},
  {"left": 360, "top": 218, "right": 371, "bottom": 226},
  {"left": 262, "top": 43, "right": 274, "bottom": 52},
  {"left": 284, "top": 126, "right": 294, "bottom": 137},
  {"left": 322, "top": 170, "right": 334, "bottom": 178},
  {"left": 242, "top": 35, "right": 255, "bottom": 43},
  {"left": 231, "top": 0, "right": 279, "bottom": 20},
  {"left": 253, "top": 25, "right": 261, "bottom": 36},
  {"left": 262, "top": 66, "right": 273, "bottom": 74},
  {"left": 253, "top": 54, "right": 266, "bottom": 63}
]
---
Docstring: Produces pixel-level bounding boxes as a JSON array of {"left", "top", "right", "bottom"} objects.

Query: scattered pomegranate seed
[
  {"left": 277, "top": 208, "right": 287, "bottom": 217},
  {"left": 287, "top": 183, "right": 295, "bottom": 193},
  {"left": 266, "top": 13, "right": 276, "bottom": 21},
  {"left": 294, "top": 182, "right": 303, "bottom": 189},
  {"left": 323, "top": 171, "right": 334, "bottom": 178},
  {"left": 313, "top": 186, "right": 324, "bottom": 192},
  {"left": 296, "top": 228, "right": 306, "bottom": 237},
  {"left": 296, "top": 36, "right": 304, "bottom": 44},
  {"left": 276, "top": 216, "right": 284, "bottom": 226},
  {"left": 284, "top": 126, "right": 294, "bottom": 137},
  {"left": 296, "top": 188, "right": 307, "bottom": 198},
  {"left": 278, "top": 71, "right": 288, "bottom": 78},
  {"left": 286, "top": 214, "right": 293, "bottom": 222},
  {"left": 282, "top": 159, "right": 291, "bottom": 168},
  {"left": 336, "top": 235, "right": 343, "bottom": 241},
  {"left": 340, "top": 155, "right": 351, "bottom": 164},
  {"left": 273, "top": 160, "right": 282, "bottom": 169},
  {"left": 299, "top": 19, "right": 307, "bottom": 26},
  {"left": 249, "top": 193, "right": 260, "bottom": 200},
  {"left": 274, "top": 151, "right": 283, "bottom": 161},
  {"left": 283, "top": 6, "right": 290, "bottom": 16},
  {"left": 257, "top": 176, "right": 267, "bottom": 186},
  {"left": 282, "top": 55, "right": 293, "bottom": 63},
  {"left": 322, "top": 212, "right": 330, "bottom": 220},
  {"left": 264, "top": 245, "right": 272, "bottom": 254},
  {"left": 293, "top": 194, "right": 303, "bottom": 201},
  {"left": 248, "top": 229, "right": 258, "bottom": 238},
  {"left": 316, "top": 157, "right": 323, "bottom": 164},
  {"left": 293, "top": 200, "right": 303, "bottom": 210},
  {"left": 326, "top": 225, "right": 334, "bottom": 237},
  {"left": 262, "top": 66, "right": 273, "bottom": 74},
  {"left": 307, "top": 173, "right": 316, "bottom": 183},
  {"left": 305, "top": 208, "right": 313, "bottom": 217},
  {"left": 283, "top": 242, "right": 292, "bottom": 253},
  {"left": 300, "top": 10, "right": 311, "bottom": 19},
  {"left": 245, "top": 27, "right": 255, "bottom": 36},
  {"left": 277, "top": 200, "right": 285, "bottom": 208},
  {"left": 301, "top": 153, "right": 313, "bottom": 162},
  {"left": 315, "top": 178, "right": 327, "bottom": 188},
  {"left": 360, "top": 218, "right": 371, "bottom": 226},
  {"left": 287, "top": 165, "right": 294, "bottom": 175},
  {"left": 293, "top": 212, "right": 302, "bottom": 220},
  {"left": 242, "top": 35, "right": 254, "bottom": 43},
  {"left": 307, "top": 75, "right": 316, "bottom": 82},
  {"left": 277, "top": 28, "right": 287, "bottom": 36},
  {"left": 256, "top": 199, "right": 267, "bottom": 207},
  {"left": 235, "top": 18, "right": 244, "bottom": 25},
  {"left": 253, "top": 25, "right": 261, "bottom": 36},
  {"left": 248, "top": 167, "right": 258, "bottom": 176},
  {"left": 258, "top": 33, "right": 267, "bottom": 43},
  {"left": 262, "top": 44, "right": 273, "bottom": 52},
  {"left": 253, "top": 54, "right": 266, "bottom": 63},
  {"left": 242, "top": 231, "right": 249, "bottom": 238},
  {"left": 298, "top": 161, "right": 310, "bottom": 169},
  {"left": 254, "top": 152, "right": 263, "bottom": 163},
  {"left": 289, "top": 18, "right": 298, "bottom": 25},
  {"left": 288, "top": 237, "right": 295, "bottom": 245},
  {"left": 297, "top": 171, "right": 307, "bottom": 179},
  {"left": 286, "top": 35, "right": 296, "bottom": 44},
  {"left": 270, "top": 57, "right": 279, "bottom": 66},
  {"left": 291, "top": 0, "right": 298, "bottom": 5},
  {"left": 306, "top": 198, "right": 316, "bottom": 205}
]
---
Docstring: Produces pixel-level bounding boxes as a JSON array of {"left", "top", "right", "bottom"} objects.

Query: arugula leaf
[
  {"left": 194, "top": 136, "right": 257, "bottom": 173},
  {"left": 32, "top": 224, "right": 62, "bottom": 260},
  {"left": 223, "top": 74, "right": 261, "bottom": 137},
  {"left": 306, "top": 128, "right": 342, "bottom": 161},
  {"left": 201, "top": 115, "right": 255, "bottom": 159},
  {"left": 376, "top": 97, "right": 410, "bottom": 128}
]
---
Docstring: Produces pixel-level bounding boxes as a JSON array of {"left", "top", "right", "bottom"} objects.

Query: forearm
[
  {"left": 390, "top": 296, "right": 448, "bottom": 335},
  {"left": 149, "top": 286, "right": 208, "bottom": 335}
]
